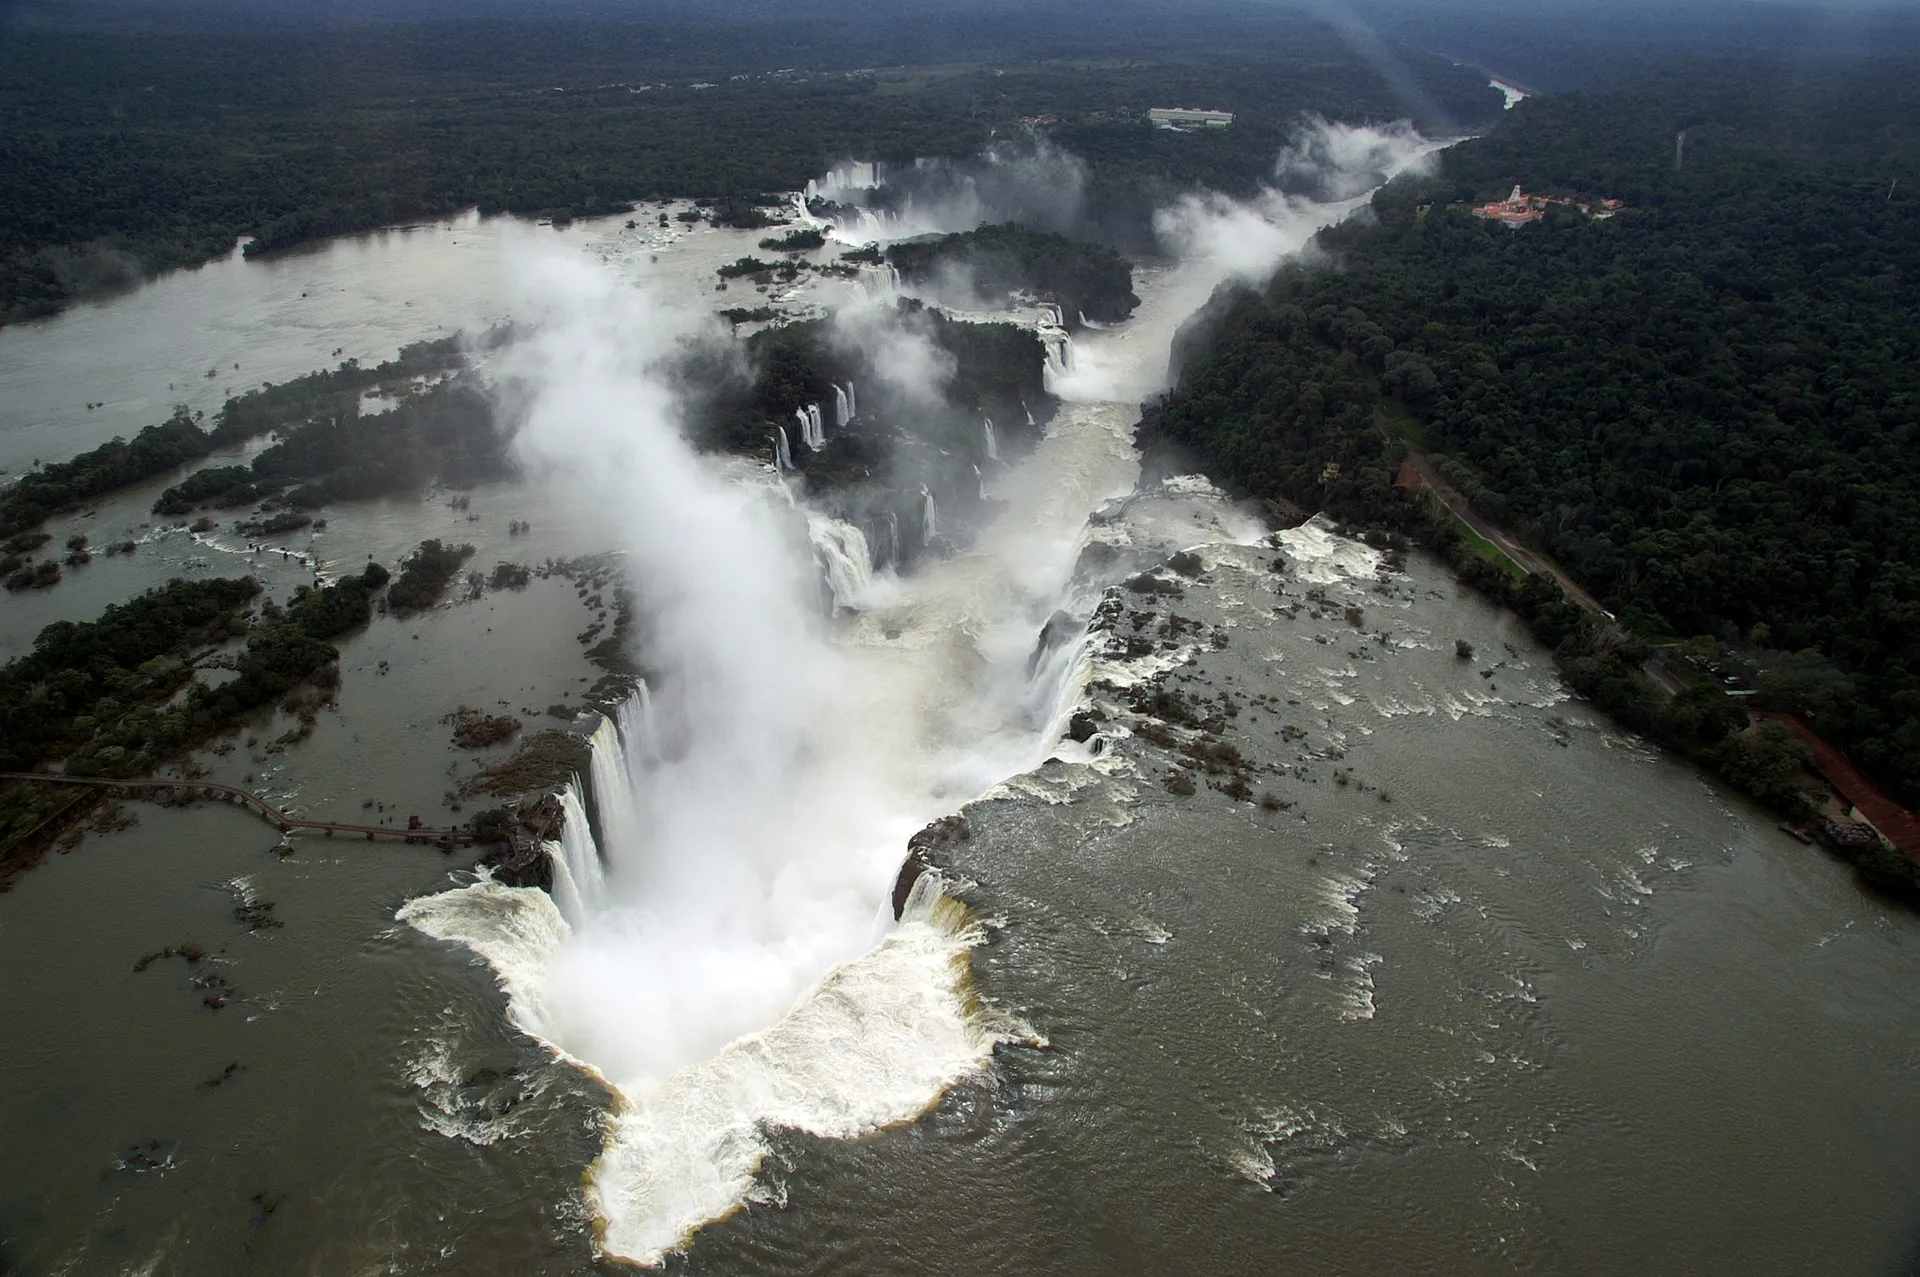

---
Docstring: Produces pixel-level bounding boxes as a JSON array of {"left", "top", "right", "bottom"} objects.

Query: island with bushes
[{"left": 886, "top": 223, "right": 1139, "bottom": 326}]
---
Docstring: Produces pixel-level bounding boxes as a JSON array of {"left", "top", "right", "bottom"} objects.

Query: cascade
[
  {"left": 1022, "top": 397, "right": 1035, "bottom": 428},
  {"left": 1041, "top": 334, "right": 1073, "bottom": 393},
  {"left": 983, "top": 418, "right": 998, "bottom": 461},
  {"left": 583, "top": 702, "right": 647, "bottom": 879},
  {"left": 845, "top": 381, "right": 857, "bottom": 421},
  {"left": 819, "top": 160, "right": 881, "bottom": 192},
  {"left": 795, "top": 404, "right": 826, "bottom": 450},
  {"left": 807, "top": 513, "right": 873, "bottom": 611},
  {"left": 773, "top": 426, "right": 795, "bottom": 472},
  {"left": 792, "top": 192, "right": 825, "bottom": 229},
  {"left": 920, "top": 485, "right": 938, "bottom": 544},
  {"left": 974, "top": 464, "right": 985, "bottom": 500},
  {"left": 833, "top": 385, "right": 850, "bottom": 428},
  {"left": 547, "top": 784, "right": 606, "bottom": 926}
]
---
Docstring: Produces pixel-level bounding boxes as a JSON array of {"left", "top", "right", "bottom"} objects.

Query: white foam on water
[
  {"left": 1337, "top": 951, "right": 1384, "bottom": 1021},
  {"left": 1090, "top": 641, "right": 1195, "bottom": 689},
  {"left": 397, "top": 874, "right": 575, "bottom": 1045},
  {"left": 590, "top": 881, "right": 1029, "bottom": 1263},
  {"left": 1276, "top": 515, "right": 1382, "bottom": 584},
  {"left": 405, "top": 869, "right": 1030, "bottom": 1266}
]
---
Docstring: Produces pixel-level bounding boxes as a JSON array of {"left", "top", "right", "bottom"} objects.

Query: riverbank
[{"left": 1136, "top": 394, "right": 1920, "bottom": 912}]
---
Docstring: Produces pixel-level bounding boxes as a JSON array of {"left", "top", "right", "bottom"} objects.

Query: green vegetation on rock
[
  {"left": 0, "top": 411, "right": 214, "bottom": 537},
  {"left": 388, "top": 540, "right": 477, "bottom": 614},
  {"left": 886, "top": 223, "right": 1139, "bottom": 324}
]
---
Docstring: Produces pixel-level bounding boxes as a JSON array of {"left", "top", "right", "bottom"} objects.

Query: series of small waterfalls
[
  {"left": 429, "top": 160, "right": 1119, "bottom": 1264},
  {"left": 776, "top": 382, "right": 858, "bottom": 468}
]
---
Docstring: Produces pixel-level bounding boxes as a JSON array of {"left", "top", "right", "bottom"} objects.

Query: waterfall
[
  {"left": 1022, "top": 397, "right": 1035, "bottom": 428},
  {"left": 983, "top": 418, "right": 998, "bottom": 461},
  {"left": 1042, "top": 335, "right": 1072, "bottom": 393},
  {"left": 833, "top": 385, "right": 850, "bottom": 428},
  {"left": 807, "top": 513, "right": 873, "bottom": 611},
  {"left": 974, "top": 464, "right": 985, "bottom": 500},
  {"left": 844, "top": 381, "right": 857, "bottom": 422},
  {"left": 820, "top": 160, "right": 882, "bottom": 192},
  {"left": 865, "top": 514, "right": 893, "bottom": 571},
  {"left": 591, "top": 699, "right": 653, "bottom": 850},
  {"left": 773, "top": 426, "right": 795, "bottom": 473},
  {"left": 795, "top": 404, "right": 826, "bottom": 450},
  {"left": 920, "top": 485, "right": 937, "bottom": 544},
  {"left": 547, "top": 784, "right": 606, "bottom": 926}
]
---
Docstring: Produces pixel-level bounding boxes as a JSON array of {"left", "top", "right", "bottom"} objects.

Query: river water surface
[{"left": 0, "top": 188, "right": 1916, "bottom": 1277}]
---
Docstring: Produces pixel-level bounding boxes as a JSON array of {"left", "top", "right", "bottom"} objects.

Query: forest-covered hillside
[
  {"left": 1156, "top": 60, "right": 1920, "bottom": 809},
  {"left": 0, "top": 5, "right": 1498, "bottom": 324}
]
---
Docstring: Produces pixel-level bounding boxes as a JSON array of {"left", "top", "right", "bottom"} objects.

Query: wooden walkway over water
[{"left": 0, "top": 772, "right": 474, "bottom": 848}]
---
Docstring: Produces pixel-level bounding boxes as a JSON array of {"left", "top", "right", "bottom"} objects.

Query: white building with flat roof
[{"left": 1149, "top": 107, "right": 1234, "bottom": 130}]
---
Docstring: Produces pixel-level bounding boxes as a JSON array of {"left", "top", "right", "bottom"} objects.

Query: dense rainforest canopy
[
  {"left": 1157, "top": 59, "right": 1920, "bottom": 810},
  {"left": 0, "top": 4, "right": 1498, "bottom": 323}
]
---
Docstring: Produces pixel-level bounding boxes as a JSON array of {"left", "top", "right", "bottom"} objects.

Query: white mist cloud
[
  {"left": 829, "top": 294, "right": 954, "bottom": 413},
  {"left": 810, "top": 141, "right": 1089, "bottom": 246},
  {"left": 492, "top": 240, "right": 862, "bottom": 1082},
  {"left": 1153, "top": 117, "right": 1442, "bottom": 288},
  {"left": 450, "top": 237, "right": 1040, "bottom": 1265},
  {"left": 1032, "top": 117, "right": 1445, "bottom": 404},
  {"left": 1275, "top": 115, "right": 1437, "bottom": 201}
]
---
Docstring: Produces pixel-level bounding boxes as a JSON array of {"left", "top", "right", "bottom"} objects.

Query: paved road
[{"left": 1404, "top": 450, "right": 1614, "bottom": 618}]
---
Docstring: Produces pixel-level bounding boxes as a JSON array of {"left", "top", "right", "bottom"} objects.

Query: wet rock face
[
  {"left": 1027, "top": 609, "right": 1083, "bottom": 676},
  {"left": 479, "top": 839, "right": 553, "bottom": 891},
  {"left": 893, "top": 814, "right": 971, "bottom": 919},
  {"left": 468, "top": 793, "right": 568, "bottom": 890}
]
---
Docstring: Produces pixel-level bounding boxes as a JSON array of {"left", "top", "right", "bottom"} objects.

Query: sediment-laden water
[{"left": 1, "top": 152, "right": 1916, "bottom": 1277}]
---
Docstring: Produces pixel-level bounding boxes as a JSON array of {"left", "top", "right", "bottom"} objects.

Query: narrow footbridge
[{"left": 0, "top": 771, "right": 474, "bottom": 847}]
